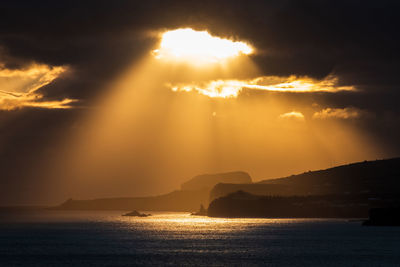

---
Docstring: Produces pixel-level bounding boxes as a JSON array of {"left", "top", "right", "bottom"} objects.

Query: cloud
[
  {"left": 168, "top": 74, "right": 355, "bottom": 98},
  {"left": 312, "top": 107, "right": 372, "bottom": 120},
  {"left": 154, "top": 28, "right": 253, "bottom": 65},
  {"left": 0, "top": 1, "right": 397, "bottom": 103},
  {"left": 0, "top": 63, "right": 76, "bottom": 110},
  {"left": 0, "top": 93, "right": 76, "bottom": 110},
  {"left": 279, "top": 111, "right": 305, "bottom": 121}
]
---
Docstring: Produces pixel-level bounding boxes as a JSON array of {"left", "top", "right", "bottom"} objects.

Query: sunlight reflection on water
[{"left": 116, "top": 212, "right": 330, "bottom": 233}]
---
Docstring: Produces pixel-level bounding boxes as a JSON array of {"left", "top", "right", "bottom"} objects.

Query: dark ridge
[
  {"left": 208, "top": 191, "right": 400, "bottom": 218},
  {"left": 210, "top": 158, "right": 400, "bottom": 201}
]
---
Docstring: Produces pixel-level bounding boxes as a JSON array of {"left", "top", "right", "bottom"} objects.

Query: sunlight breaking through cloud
[
  {"left": 153, "top": 28, "right": 253, "bottom": 65},
  {"left": 167, "top": 75, "right": 356, "bottom": 98},
  {"left": 0, "top": 63, "right": 76, "bottom": 110}
]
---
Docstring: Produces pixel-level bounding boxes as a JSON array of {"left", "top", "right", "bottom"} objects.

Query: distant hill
[
  {"left": 258, "top": 158, "right": 400, "bottom": 194},
  {"left": 55, "top": 189, "right": 209, "bottom": 211},
  {"left": 181, "top": 171, "right": 251, "bottom": 191},
  {"left": 55, "top": 171, "right": 252, "bottom": 211},
  {"left": 210, "top": 158, "right": 400, "bottom": 201}
]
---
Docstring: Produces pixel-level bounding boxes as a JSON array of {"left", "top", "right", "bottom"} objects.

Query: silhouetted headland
[
  {"left": 207, "top": 191, "right": 399, "bottom": 218},
  {"left": 363, "top": 207, "right": 400, "bottom": 226},
  {"left": 208, "top": 158, "right": 400, "bottom": 218},
  {"left": 54, "top": 158, "right": 400, "bottom": 218},
  {"left": 211, "top": 158, "right": 400, "bottom": 202}
]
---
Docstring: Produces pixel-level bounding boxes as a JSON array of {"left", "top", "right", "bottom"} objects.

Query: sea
[{"left": 0, "top": 211, "right": 399, "bottom": 266}]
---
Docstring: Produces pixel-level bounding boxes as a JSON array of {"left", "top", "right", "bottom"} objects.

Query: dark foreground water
[{"left": 0, "top": 211, "right": 399, "bottom": 266}]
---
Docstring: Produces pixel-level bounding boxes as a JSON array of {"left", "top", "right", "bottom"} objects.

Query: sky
[{"left": 1, "top": 0, "right": 400, "bottom": 205}]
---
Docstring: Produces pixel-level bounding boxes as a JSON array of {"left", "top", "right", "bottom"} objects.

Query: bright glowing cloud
[
  {"left": 169, "top": 80, "right": 245, "bottom": 98},
  {"left": 167, "top": 75, "right": 356, "bottom": 98},
  {"left": 0, "top": 63, "right": 76, "bottom": 110},
  {"left": 0, "top": 63, "right": 65, "bottom": 93},
  {"left": 0, "top": 94, "right": 76, "bottom": 110},
  {"left": 279, "top": 111, "right": 305, "bottom": 121},
  {"left": 153, "top": 28, "right": 253, "bottom": 65},
  {"left": 312, "top": 107, "right": 371, "bottom": 120}
]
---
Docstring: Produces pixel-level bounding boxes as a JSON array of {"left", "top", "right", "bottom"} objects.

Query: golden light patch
[
  {"left": 0, "top": 63, "right": 76, "bottom": 110},
  {"left": 169, "top": 80, "right": 245, "bottom": 98},
  {"left": 167, "top": 75, "right": 356, "bottom": 98},
  {"left": 312, "top": 107, "right": 370, "bottom": 120},
  {"left": 0, "top": 64, "right": 65, "bottom": 94},
  {"left": 153, "top": 28, "right": 253, "bottom": 65}
]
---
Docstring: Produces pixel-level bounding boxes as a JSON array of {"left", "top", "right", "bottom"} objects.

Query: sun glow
[
  {"left": 49, "top": 37, "right": 379, "bottom": 201},
  {"left": 153, "top": 28, "right": 253, "bottom": 65}
]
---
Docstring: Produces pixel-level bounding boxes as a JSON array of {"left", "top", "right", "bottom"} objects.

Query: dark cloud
[{"left": 1, "top": 0, "right": 399, "bottom": 85}]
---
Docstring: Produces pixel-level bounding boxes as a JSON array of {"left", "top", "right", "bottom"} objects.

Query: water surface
[{"left": 1, "top": 211, "right": 399, "bottom": 266}]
